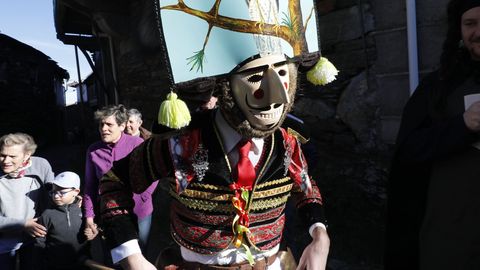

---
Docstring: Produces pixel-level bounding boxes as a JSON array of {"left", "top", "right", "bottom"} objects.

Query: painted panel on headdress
[{"left": 159, "top": 0, "right": 319, "bottom": 84}]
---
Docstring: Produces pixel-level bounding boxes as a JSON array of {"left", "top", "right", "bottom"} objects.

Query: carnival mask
[{"left": 230, "top": 54, "right": 290, "bottom": 129}]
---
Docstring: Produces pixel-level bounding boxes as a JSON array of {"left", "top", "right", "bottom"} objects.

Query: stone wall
[
  {"left": 282, "top": 1, "right": 387, "bottom": 268},
  {"left": 372, "top": 0, "right": 449, "bottom": 144},
  {"left": 285, "top": 0, "right": 450, "bottom": 269}
]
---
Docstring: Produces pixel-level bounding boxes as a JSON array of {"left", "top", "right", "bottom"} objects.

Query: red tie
[{"left": 236, "top": 140, "right": 256, "bottom": 188}]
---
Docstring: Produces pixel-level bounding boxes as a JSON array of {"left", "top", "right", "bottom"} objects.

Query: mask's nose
[{"left": 250, "top": 67, "right": 289, "bottom": 108}]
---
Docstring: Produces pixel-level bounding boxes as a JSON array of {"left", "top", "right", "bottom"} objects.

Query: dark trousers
[
  {"left": 0, "top": 243, "right": 36, "bottom": 270},
  {"left": 0, "top": 251, "right": 15, "bottom": 270}
]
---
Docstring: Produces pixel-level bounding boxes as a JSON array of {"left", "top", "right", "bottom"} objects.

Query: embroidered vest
[{"left": 166, "top": 124, "right": 306, "bottom": 254}]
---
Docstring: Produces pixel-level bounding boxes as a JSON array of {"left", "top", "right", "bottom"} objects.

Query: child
[{"left": 34, "top": 171, "right": 94, "bottom": 270}]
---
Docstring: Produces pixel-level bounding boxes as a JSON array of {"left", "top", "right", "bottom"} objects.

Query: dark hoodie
[{"left": 34, "top": 198, "right": 88, "bottom": 270}]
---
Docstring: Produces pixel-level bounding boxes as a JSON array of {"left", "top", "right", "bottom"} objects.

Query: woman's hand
[
  {"left": 84, "top": 217, "right": 99, "bottom": 240},
  {"left": 84, "top": 225, "right": 98, "bottom": 240},
  {"left": 24, "top": 218, "right": 47, "bottom": 237}
]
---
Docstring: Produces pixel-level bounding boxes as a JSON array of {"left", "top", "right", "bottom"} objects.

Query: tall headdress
[{"left": 155, "top": 0, "right": 338, "bottom": 129}]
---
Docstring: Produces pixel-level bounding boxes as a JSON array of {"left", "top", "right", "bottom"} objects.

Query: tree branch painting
[{"left": 161, "top": 0, "right": 313, "bottom": 72}]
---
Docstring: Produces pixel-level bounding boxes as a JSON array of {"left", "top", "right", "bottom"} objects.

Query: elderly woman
[{"left": 0, "top": 133, "right": 54, "bottom": 270}]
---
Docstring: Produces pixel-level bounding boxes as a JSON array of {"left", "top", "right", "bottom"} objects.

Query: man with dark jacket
[{"left": 386, "top": 1, "right": 480, "bottom": 269}]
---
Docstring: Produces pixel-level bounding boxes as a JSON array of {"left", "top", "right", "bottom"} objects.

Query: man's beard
[{"left": 217, "top": 63, "right": 298, "bottom": 138}]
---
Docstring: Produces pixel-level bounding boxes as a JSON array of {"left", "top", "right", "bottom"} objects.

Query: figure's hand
[
  {"left": 296, "top": 227, "right": 330, "bottom": 270},
  {"left": 464, "top": 101, "right": 480, "bottom": 131},
  {"left": 84, "top": 217, "right": 99, "bottom": 240},
  {"left": 24, "top": 218, "right": 47, "bottom": 237},
  {"left": 120, "top": 253, "right": 157, "bottom": 270}
]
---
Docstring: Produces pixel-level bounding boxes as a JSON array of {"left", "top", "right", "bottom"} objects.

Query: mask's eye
[
  {"left": 247, "top": 74, "right": 263, "bottom": 83},
  {"left": 278, "top": 69, "right": 287, "bottom": 76}
]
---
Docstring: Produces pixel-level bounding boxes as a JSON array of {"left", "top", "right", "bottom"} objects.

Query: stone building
[{"left": 53, "top": 0, "right": 451, "bottom": 268}]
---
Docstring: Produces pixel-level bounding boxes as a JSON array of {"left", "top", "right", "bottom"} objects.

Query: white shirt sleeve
[
  {"left": 110, "top": 239, "right": 142, "bottom": 264},
  {"left": 308, "top": 222, "right": 327, "bottom": 238}
]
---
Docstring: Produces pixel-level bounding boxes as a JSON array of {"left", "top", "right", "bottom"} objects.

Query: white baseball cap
[{"left": 48, "top": 171, "right": 80, "bottom": 189}]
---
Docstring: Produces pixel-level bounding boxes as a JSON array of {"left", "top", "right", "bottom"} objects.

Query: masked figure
[{"left": 99, "top": 1, "right": 336, "bottom": 269}]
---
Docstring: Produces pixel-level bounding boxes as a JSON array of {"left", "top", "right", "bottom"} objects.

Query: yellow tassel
[
  {"left": 157, "top": 91, "right": 191, "bottom": 129},
  {"left": 306, "top": 57, "right": 339, "bottom": 86}
]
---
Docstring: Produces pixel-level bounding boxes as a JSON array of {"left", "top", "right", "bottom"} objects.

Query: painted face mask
[{"left": 230, "top": 54, "right": 290, "bottom": 129}]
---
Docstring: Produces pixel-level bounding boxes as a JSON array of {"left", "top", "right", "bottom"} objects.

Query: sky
[{"left": 0, "top": 1, "right": 91, "bottom": 83}]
